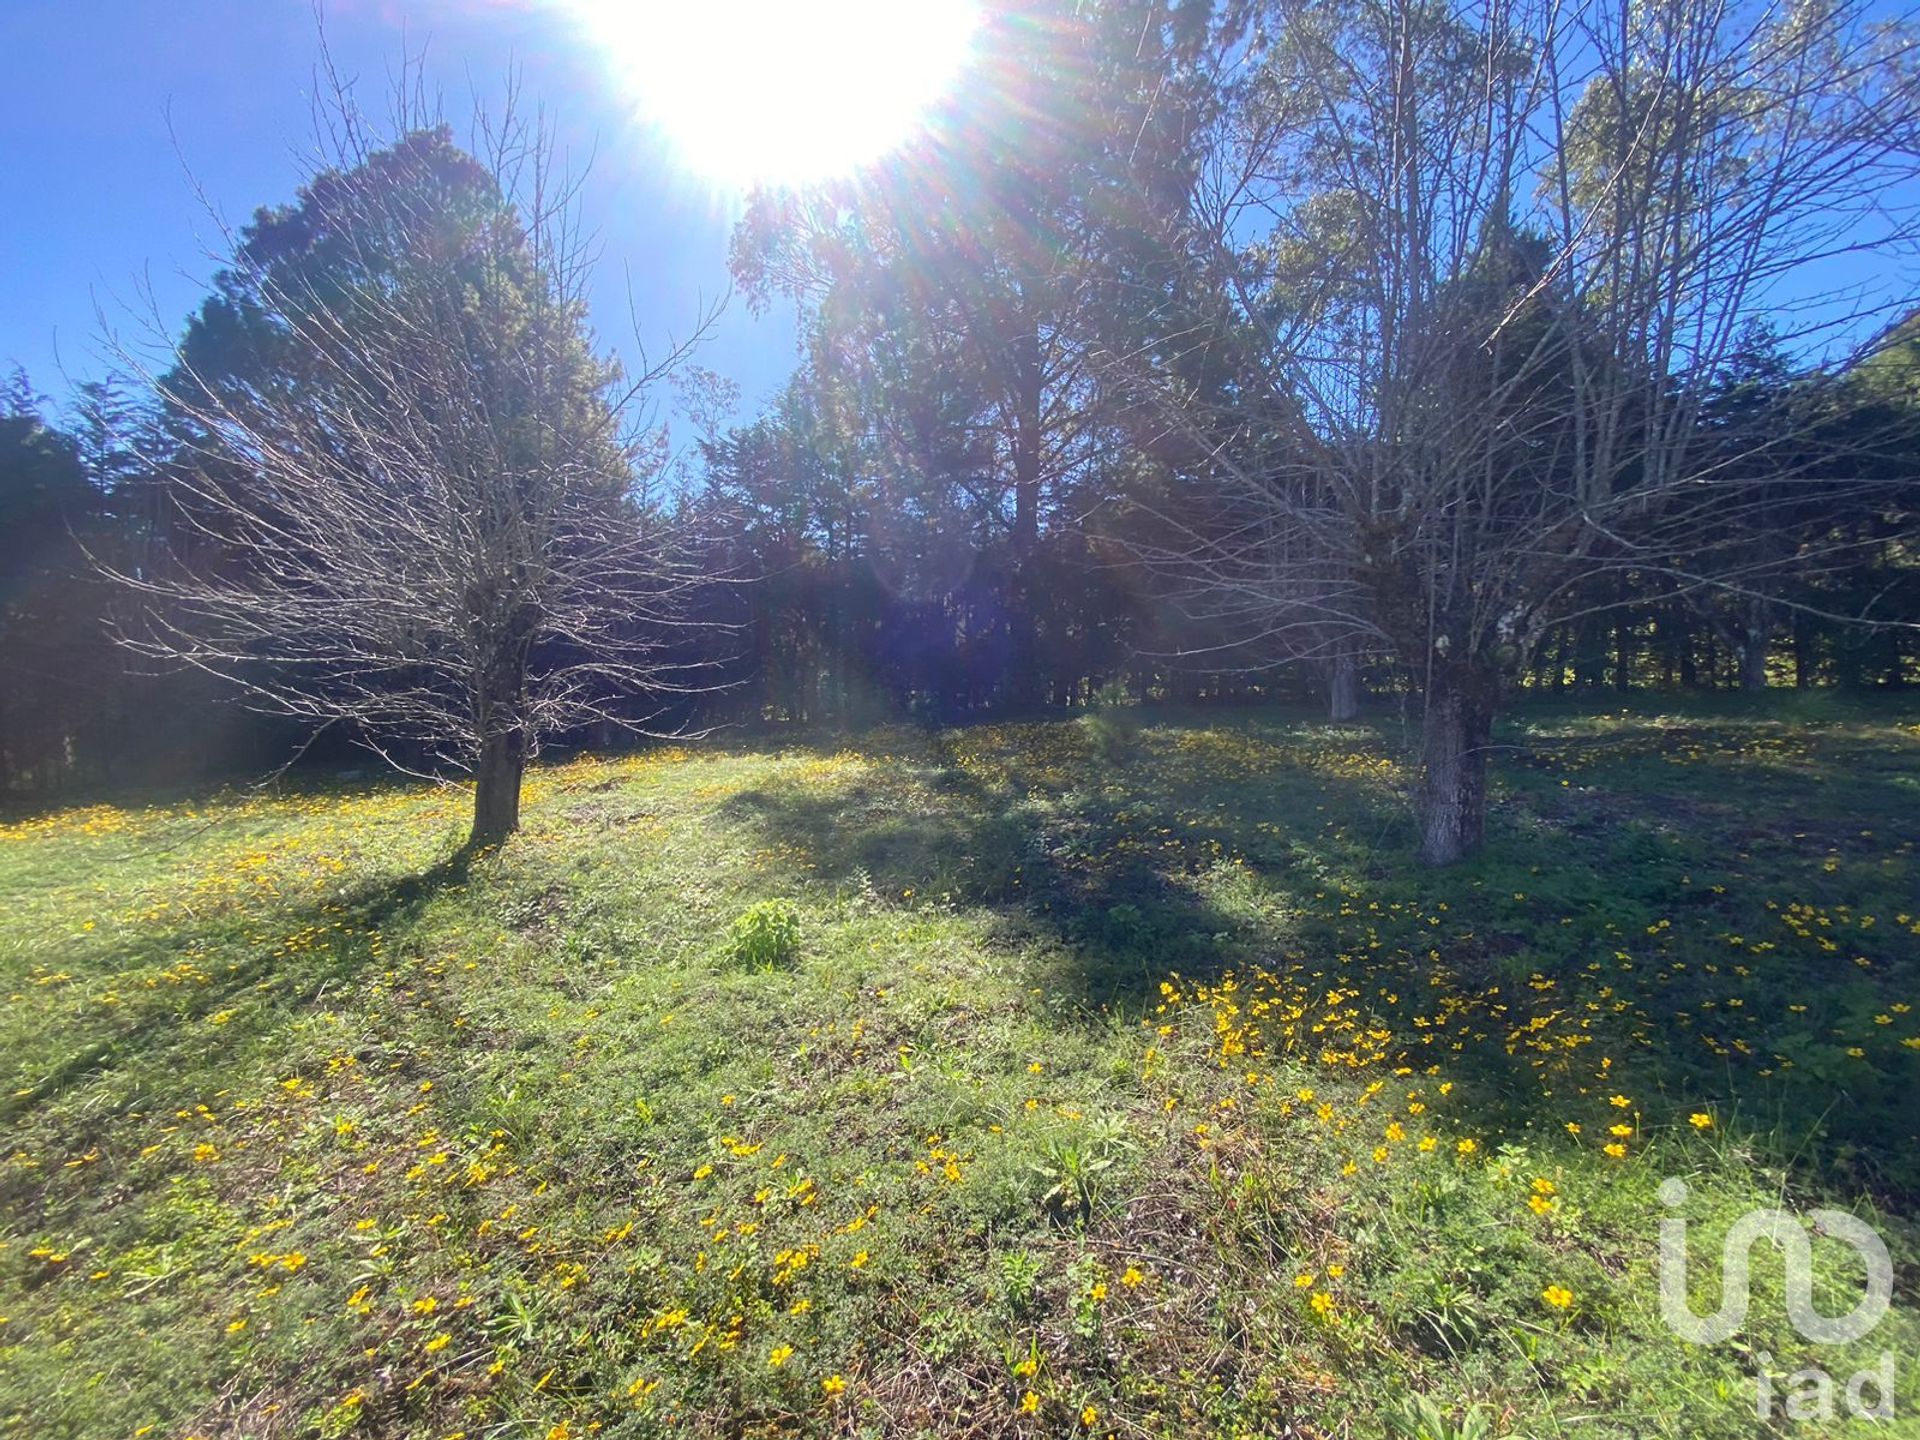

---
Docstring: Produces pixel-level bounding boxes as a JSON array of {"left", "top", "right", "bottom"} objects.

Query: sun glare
[{"left": 562, "top": 0, "right": 980, "bottom": 191}]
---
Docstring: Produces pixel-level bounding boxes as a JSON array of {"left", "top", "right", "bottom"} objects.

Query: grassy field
[{"left": 2, "top": 697, "right": 1918, "bottom": 1440}]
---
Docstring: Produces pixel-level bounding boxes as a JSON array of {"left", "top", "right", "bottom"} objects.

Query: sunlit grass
[{"left": 2, "top": 699, "right": 1917, "bottom": 1437}]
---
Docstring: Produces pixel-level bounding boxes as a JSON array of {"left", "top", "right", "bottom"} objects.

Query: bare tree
[
  {"left": 108, "top": 76, "right": 714, "bottom": 848},
  {"left": 1100, "top": 0, "right": 1920, "bottom": 862}
]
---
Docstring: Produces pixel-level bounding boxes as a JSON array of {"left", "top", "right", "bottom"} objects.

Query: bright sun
[{"left": 561, "top": 0, "right": 980, "bottom": 191}]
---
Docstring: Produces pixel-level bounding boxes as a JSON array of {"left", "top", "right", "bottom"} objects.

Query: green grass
[{"left": 2, "top": 698, "right": 1918, "bottom": 1439}]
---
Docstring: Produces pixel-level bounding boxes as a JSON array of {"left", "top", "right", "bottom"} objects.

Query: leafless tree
[
  {"left": 107, "top": 71, "right": 717, "bottom": 848},
  {"left": 1100, "top": 0, "right": 1920, "bottom": 862}
]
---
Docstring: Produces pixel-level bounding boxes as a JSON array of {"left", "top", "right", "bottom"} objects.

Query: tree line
[{"left": 3, "top": 0, "right": 1917, "bottom": 862}]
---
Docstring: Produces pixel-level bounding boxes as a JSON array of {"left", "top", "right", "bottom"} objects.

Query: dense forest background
[
  {"left": 10, "top": 322, "right": 1915, "bottom": 803},
  {"left": 3, "top": 0, "right": 1918, "bottom": 809}
]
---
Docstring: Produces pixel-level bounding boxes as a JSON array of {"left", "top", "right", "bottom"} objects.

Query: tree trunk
[
  {"left": 469, "top": 724, "right": 525, "bottom": 849},
  {"left": 1005, "top": 331, "right": 1044, "bottom": 711},
  {"left": 1328, "top": 650, "right": 1363, "bottom": 721},
  {"left": 1573, "top": 614, "right": 1606, "bottom": 692},
  {"left": 1416, "top": 664, "right": 1496, "bottom": 867},
  {"left": 1740, "top": 612, "right": 1772, "bottom": 692},
  {"left": 466, "top": 607, "right": 537, "bottom": 850}
]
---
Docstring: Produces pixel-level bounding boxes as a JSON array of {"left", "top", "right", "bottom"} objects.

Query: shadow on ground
[{"left": 711, "top": 703, "right": 1920, "bottom": 1198}]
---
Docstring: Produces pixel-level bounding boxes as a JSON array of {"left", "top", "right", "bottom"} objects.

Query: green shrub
[
  {"left": 1387, "top": 1395, "right": 1497, "bottom": 1440},
  {"left": 1080, "top": 678, "right": 1140, "bottom": 761},
  {"left": 726, "top": 898, "right": 801, "bottom": 969}
]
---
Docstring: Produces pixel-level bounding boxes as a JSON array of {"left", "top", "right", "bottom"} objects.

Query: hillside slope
[{"left": 3, "top": 701, "right": 1917, "bottom": 1438}]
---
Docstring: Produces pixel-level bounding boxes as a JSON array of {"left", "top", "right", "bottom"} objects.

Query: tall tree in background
[
  {"left": 1102, "top": 0, "right": 1920, "bottom": 862},
  {"left": 0, "top": 371, "right": 258, "bottom": 797},
  {"left": 4, "top": 4, "right": 1914, "bottom": 812},
  {"left": 112, "top": 88, "right": 707, "bottom": 847},
  {"left": 731, "top": 0, "right": 1217, "bottom": 708},
  {"left": 0, "top": 372, "right": 105, "bottom": 792}
]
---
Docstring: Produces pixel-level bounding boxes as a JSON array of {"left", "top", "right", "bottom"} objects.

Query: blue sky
[
  {"left": 0, "top": 0, "right": 802, "bottom": 422},
  {"left": 6, "top": 2, "right": 1910, "bottom": 429}
]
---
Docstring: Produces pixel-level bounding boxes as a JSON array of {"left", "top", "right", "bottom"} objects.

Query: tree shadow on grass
[
  {"left": 711, "top": 711, "right": 1452, "bottom": 1016},
  {"left": 713, "top": 739, "right": 1253, "bottom": 1013},
  {"left": 0, "top": 848, "right": 478, "bottom": 1144},
  {"left": 714, "top": 711, "right": 1920, "bottom": 1199},
  {"left": 1487, "top": 711, "right": 1920, "bottom": 1196}
]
